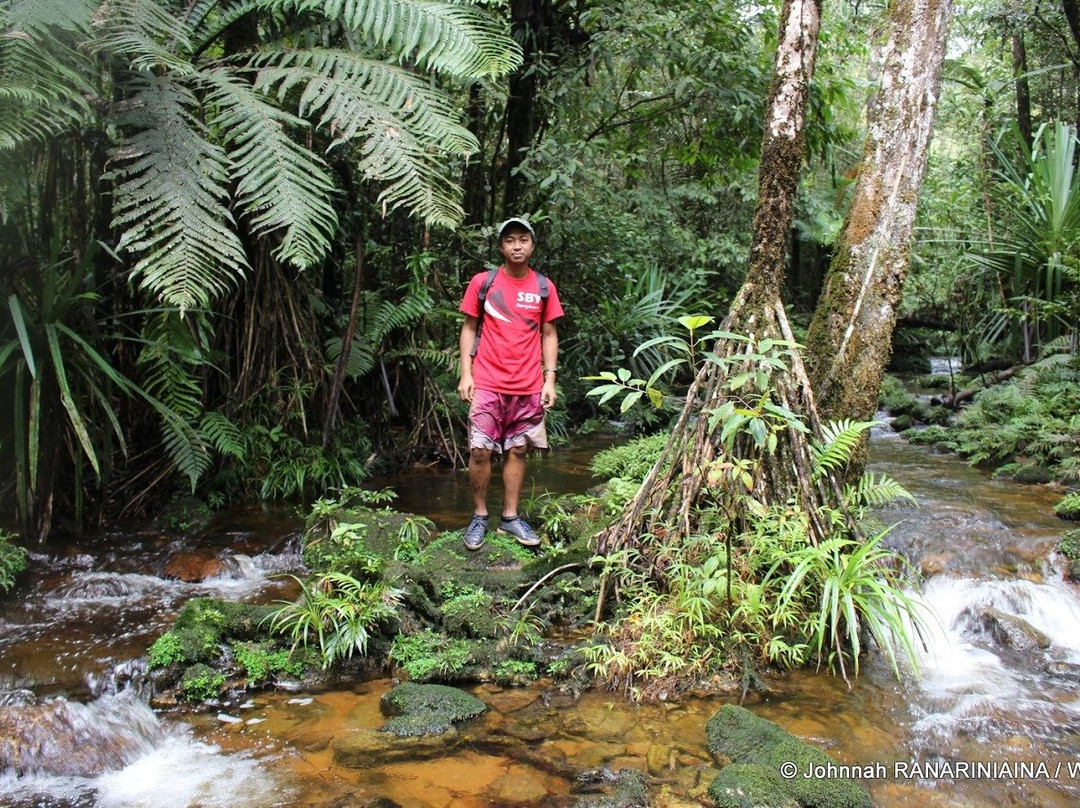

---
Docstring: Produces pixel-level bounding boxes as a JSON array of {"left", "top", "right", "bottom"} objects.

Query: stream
[{"left": 0, "top": 431, "right": 1078, "bottom": 807}]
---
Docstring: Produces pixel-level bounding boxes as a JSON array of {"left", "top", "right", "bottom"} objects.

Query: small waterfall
[
  {"left": 907, "top": 575, "right": 1080, "bottom": 750},
  {"left": 0, "top": 692, "right": 287, "bottom": 808}
]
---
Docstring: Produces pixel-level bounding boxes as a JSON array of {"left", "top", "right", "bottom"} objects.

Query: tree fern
[
  {"left": 91, "top": 0, "right": 197, "bottom": 73},
  {"left": 282, "top": 0, "right": 521, "bottom": 78},
  {"left": 0, "top": 1, "right": 94, "bottom": 150},
  {"left": 201, "top": 68, "right": 338, "bottom": 270},
  {"left": 811, "top": 419, "right": 877, "bottom": 479},
  {"left": 107, "top": 74, "right": 249, "bottom": 309},
  {"left": 326, "top": 284, "right": 432, "bottom": 378}
]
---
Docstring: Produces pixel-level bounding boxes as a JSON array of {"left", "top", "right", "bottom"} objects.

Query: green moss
[
  {"left": 180, "top": 663, "right": 225, "bottom": 702},
  {"left": 889, "top": 414, "right": 914, "bottom": 433},
  {"left": 708, "top": 763, "right": 798, "bottom": 808},
  {"left": 573, "top": 769, "right": 649, "bottom": 807},
  {"left": 379, "top": 682, "right": 485, "bottom": 737},
  {"left": 167, "top": 597, "right": 278, "bottom": 663},
  {"left": 901, "top": 425, "right": 953, "bottom": 448},
  {"left": 440, "top": 585, "right": 499, "bottom": 638},
  {"left": 1012, "top": 464, "right": 1054, "bottom": 485},
  {"left": 1055, "top": 492, "right": 1080, "bottom": 521},
  {"left": 705, "top": 705, "right": 871, "bottom": 808},
  {"left": 877, "top": 375, "right": 917, "bottom": 416}
]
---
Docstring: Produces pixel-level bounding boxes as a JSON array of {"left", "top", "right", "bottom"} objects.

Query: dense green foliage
[{"left": 0, "top": 530, "right": 27, "bottom": 592}]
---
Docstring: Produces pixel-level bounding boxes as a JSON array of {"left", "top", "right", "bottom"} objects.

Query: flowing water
[{"left": 1, "top": 433, "right": 1078, "bottom": 806}]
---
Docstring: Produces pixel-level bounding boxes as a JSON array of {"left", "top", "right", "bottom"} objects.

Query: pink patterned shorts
[{"left": 469, "top": 389, "right": 548, "bottom": 453}]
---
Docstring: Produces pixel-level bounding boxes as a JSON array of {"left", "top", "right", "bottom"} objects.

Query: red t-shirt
[{"left": 460, "top": 267, "right": 564, "bottom": 395}]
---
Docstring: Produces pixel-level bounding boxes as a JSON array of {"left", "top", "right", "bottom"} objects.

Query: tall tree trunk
[
  {"left": 1013, "top": 31, "right": 1033, "bottom": 150},
  {"left": 805, "top": 0, "right": 953, "bottom": 431},
  {"left": 504, "top": 0, "right": 545, "bottom": 212},
  {"left": 597, "top": 0, "right": 824, "bottom": 555}
]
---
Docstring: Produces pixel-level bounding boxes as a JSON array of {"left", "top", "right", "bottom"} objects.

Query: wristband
[{"left": 543, "top": 367, "right": 558, "bottom": 376}]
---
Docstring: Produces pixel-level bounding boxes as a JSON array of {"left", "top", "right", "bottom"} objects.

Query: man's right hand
[{"left": 457, "top": 374, "right": 474, "bottom": 402}]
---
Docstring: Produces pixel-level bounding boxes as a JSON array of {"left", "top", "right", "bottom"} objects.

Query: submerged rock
[
  {"left": 973, "top": 606, "right": 1051, "bottom": 658},
  {"left": 705, "top": 705, "right": 871, "bottom": 808},
  {"left": 0, "top": 695, "right": 163, "bottom": 776}
]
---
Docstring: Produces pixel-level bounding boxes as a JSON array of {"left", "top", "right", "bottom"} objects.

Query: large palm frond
[
  {"left": 281, "top": 0, "right": 521, "bottom": 77},
  {"left": 107, "top": 73, "right": 249, "bottom": 310},
  {"left": 256, "top": 49, "right": 476, "bottom": 225},
  {"left": 202, "top": 67, "right": 339, "bottom": 269}
]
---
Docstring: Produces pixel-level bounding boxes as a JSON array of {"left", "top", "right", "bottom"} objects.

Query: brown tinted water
[{"left": 2, "top": 431, "right": 1079, "bottom": 806}]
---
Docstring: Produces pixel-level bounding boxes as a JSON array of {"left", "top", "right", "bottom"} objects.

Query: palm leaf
[
  {"left": 201, "top": 67, "right": 338, "bottom": 269},
  {"left": 107, "top": 73, "right": 249, "bottom": 309},
  {"left": 281, "top": 0, "right": 521, "bottom": 78}
]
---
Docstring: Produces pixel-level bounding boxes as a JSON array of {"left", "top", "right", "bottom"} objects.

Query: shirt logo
[{"left": 517, "top": 291, "right": 542, "bottom": 306}]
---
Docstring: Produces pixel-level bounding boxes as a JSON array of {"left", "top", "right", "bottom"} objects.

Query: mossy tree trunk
[
  {"left": 805, "top": 0, "right": 953, "bottom": 441},
  {"left": 597, "top": 0, "right": 825, "bottom": 555}
]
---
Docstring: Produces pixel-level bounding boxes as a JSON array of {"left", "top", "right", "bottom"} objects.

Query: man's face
[{"left": 499, "top": 228, "right": 535, "bottom": 265}]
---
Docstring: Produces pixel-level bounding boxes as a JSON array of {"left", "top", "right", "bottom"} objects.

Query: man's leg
[
  {"left": 469, "top": 447, "right": 493, "bottom": 516},
  {"left": 501, "top": 445, "right": 528, "bottom": 518}
]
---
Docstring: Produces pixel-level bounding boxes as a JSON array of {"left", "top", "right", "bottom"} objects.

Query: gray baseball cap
[{"left": 497, "top": 217, "right": 536, "bottom": 240}]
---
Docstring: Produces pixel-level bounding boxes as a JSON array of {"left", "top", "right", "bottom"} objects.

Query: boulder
[
  {"left": 379, "top": 682, "right": 485, "bottom": 737},
  {"left": 705, "top": 705, "right": 871, "bottom": 808},
  {"left": 163, "top": 550, "right": 226, "bottom": 582}
]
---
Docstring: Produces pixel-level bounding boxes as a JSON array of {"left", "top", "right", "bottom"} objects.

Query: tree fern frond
[
  {"left": 0, "top": 10, "right": 94, "bottom": 149},
  {"left": 91, "top": 0, "right": 197, "bottom": 72},
  {"left": 812, "top": 419, "right": 877, "bottom": 478},
  {"left": 281, "top": 0, "right": 521, "bottom": 78},
  {"left": 326, "top": 334, "right": 376, "bottom": 378},
  {"left": 136, "top": 311, "right": 205, "bottom": 421},
  {"left": 255, "top": 49, "right": 472, "bottom": 226},
  {"left": 258, "top": 49, "right": 477, "bottom": 153},
  {"left": 107, "top": 74, "right": 249, "bottom": 309},
  {"left": 5, "top": 0, "right": 96, "bottom": 35},
  {"left": 145, "top": 393, "right": 211, "bottom": 490},
  {"left": 201, "top": 411, "right": 246, "bottom": 460},
  {"left": 383, "top": 343, "right": 455, "bottom": 369},
  {"left": 364, "top": 284, "right": 432, "bottom": 345},
  {"left": 187, "top": 0, "right": 261, "bottom": 56},
  {"left": 201, "top": 67, "right": 338, "bottom": 269}
]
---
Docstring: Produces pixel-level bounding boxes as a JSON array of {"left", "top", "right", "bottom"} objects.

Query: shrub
[
  {"left": 1056, "top": 492, "right": 1080, "bottom": 521},
  {"left": 0, "top": 531, "right": 27, "bottom": 592}
]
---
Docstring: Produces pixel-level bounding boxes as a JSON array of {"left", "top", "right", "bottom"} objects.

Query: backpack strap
[
  {"left": 469, "top": 268, "right": 499, "bottom": 358},
  {"left": 469, "top": 268, "right": 549, "bottom": 358}
]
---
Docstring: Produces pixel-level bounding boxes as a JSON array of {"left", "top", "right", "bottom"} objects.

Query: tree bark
[
  {"left": 596, "top": 0, "right": 823, "bottom": 555},
  {"left": 805, "top": 0, "right": 953, "bottom": 430},
  {"left": 1013, "top": 32, "right": 1033, "bottom": 150}
]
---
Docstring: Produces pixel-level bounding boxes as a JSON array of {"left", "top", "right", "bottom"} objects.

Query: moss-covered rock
[
  {"left": 379, "top": 682, "right": 486, "bottom": 737},
  {"left": 708, "top": 763, "right": 799, "bottom": 808},
  {"left": 1057, "top": 529, "right": 1080, "bottom": 583},
  {"left": 889, "top": 415, "right": 914, "bottom": 433},
  {"left": 1055, "top": 492, "right": 1080, "bottom": 521},
  {"left": 167, "top": 597, "right": 277, "bottom": 664},
  {"left": 180, "top": 663, "right": 224, "bottom": 701},
  {"left": 705, "top": 705, "right": 871, "bottom": 808}
]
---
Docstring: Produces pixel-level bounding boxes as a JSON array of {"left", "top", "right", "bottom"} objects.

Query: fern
[
  {"left": 91, "top": 0, "right": 197, "bottom": 72},
  {"left": 201, "top": 68, "right": 338, "bottom": 270},
  {"left": 0, "top": 1, "right": 94, "bottom": 149},
  {"left": 256, "top": 48, "right": 476, "bottom": 226},
  {"left": 842, "top": 472, "right": 916, "bottom": 510},
  {"left": 812, "top": 419, "right": 877, "bottom": 479},
  {"left": 283, "top": 0, "right": 522, "bottom": 78},
  {"left": 107, "top": 74, "right": 249, "bottom": 309},
  {"left": 201, "top": 411, "right": 246, "bottom": 460},
  {"left": 325, "top": 284, "right": 433, "bottom": 378}
]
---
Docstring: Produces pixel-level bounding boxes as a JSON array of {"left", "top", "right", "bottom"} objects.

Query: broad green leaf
[{"left": 9, "top": 295, "right": 35, "bottom": 379}]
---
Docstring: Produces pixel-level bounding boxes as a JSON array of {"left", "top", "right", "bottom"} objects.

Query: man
[{"left": 457, "top": 217, "right": 564, "bottom": 550}]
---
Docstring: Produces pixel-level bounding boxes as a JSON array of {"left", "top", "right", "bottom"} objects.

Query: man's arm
[
  {"left": 541, "top": 320, "right": 558, "bottom": 409},
  {"left": 458, "top": 315, "right": 479, "bottom": 402}
]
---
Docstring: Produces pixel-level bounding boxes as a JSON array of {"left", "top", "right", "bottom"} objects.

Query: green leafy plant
[
  {"left": 233, "top": 642, "right": 304, "bottom": 685},
  {"left": 147, "top": 631, "right": 185, "bottom": 669},
  {"left": 180, "top": 664, "right": 225, "bottom": 702},
  {"left": 268, "top": 572, "right": 402, "bottom": 669},
  {"left": 0, "top": 530, "right": 27, "bottom": 593},
  {"left": 389, "top": 629, "right": 473, "bottom": 681},
  {"left": 1056, "top": 492, "right": 1080, "bottom": 521}
]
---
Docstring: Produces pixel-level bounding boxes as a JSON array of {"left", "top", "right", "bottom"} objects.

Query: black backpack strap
[{"left": 469, "top": 268, "right": 499, "bottom": 358}]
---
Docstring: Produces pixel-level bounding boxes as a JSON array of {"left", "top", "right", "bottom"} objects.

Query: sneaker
[
  {"left": 497, "top": 515, "right": 541, "bottom": 547},
  {"left": 463, "top": 514, "right": 488, "bottom": 550}
]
